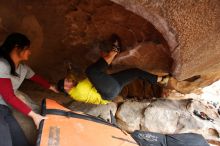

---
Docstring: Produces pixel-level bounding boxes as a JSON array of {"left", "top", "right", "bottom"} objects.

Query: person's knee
[
  {"left": 101, "top": 87, "right": 121, "bottom": 100},
  {"left": 102, "top": 93, "right": 117, "bottom": 100}
]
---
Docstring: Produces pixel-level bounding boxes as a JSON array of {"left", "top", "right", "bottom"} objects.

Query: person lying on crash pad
[{"left": 57, "top": 34, "right": 169, "bottom": 104}]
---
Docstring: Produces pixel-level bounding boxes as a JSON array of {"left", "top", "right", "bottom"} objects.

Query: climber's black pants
[
  {"left": 85, "top": 58, "right": 158, "bottom": 100},
  {"left": 0, "top": 105, "right": 30, "bottom": 146}
]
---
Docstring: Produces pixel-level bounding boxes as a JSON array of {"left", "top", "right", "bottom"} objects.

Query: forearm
[
  {"left": 29, "top": 74, "right": 51, "bottom": 89},
  {"left": 28, "top": 110, "right": 47, "bottom": 129}
]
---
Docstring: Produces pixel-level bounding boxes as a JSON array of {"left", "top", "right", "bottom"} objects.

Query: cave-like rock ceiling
[{"left": 0, "top": 0, "right": 219, "bottom": 93}]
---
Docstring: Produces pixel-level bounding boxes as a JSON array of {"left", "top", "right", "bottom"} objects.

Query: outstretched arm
[
  {"left": 29, "top": 74, "right": 59, "bottom": 93},
  {"left": 0, "top": 78, "right": 47, "bottom": 129}
]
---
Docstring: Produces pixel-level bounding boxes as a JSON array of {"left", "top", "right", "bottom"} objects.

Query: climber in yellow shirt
[{"left": 57, "top": 34, "right": 169, "bottom": 104}]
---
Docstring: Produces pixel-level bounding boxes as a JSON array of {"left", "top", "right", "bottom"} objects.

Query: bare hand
[
  {"left": 28, "top": 111, "right": 48, "bottom": 129},
  {"left": 49, "top": 85, "right": 59, "bottom": 93}
]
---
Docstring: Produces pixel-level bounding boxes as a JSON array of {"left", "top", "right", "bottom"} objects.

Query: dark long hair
[{"left": 0, "top": 33, "right": 30, "bottom": 76}]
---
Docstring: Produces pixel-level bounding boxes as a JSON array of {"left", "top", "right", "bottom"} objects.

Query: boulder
[
  {"left": 116, "top": 98, "right": 220, "bottom": 143},
  {"left": 116, "top": 100, "right": 150, "bottom": 132},
  {"left": 68, "top": 101, "right": 117, "bottom": 122},
  {"left": 141, "top": 99, "right": 189, "bottom": 133}
]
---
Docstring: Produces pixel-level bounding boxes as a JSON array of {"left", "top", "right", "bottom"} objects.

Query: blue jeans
[
  {"left": 85, "top": 58, "right": 158, "bottom": 100},
  {"left": 0, "top": 105, "right": 30, "bottom": 146}
]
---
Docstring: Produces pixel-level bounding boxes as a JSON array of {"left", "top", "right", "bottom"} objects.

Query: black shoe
[{"left": 110, "top": 33, "right": 121, "bottom": 53}]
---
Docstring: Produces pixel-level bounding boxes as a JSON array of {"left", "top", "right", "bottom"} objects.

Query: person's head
[
  {"left": 57, "top": 75, "right": 77, "bottom": 94},
  {"left": 0, "top": 33, "right": 31, "bottom": 76}
]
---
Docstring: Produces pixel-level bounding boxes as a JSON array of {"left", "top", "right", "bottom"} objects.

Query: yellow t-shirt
[{"left": 68, "top": 78, "right": 109, "bottom": 104}]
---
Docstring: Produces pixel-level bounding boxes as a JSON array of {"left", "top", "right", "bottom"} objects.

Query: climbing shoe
[
  {"left": 159, "top": 75, "right": 170, "bottom": 86},
  {"left": 110, "top": 33, "right": 122, "bottom": 53}
]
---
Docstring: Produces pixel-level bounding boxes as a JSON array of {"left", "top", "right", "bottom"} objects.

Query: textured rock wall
[
  {"left": 0, "top": 0, "right": 168, "bottom": 79},
  {"left": 110, "top": 0, "right": 220, "bottom": 81},
  {"left": 0, "top": 0, "right": 219, "bottom": 93},
  {"left": 112, "top": 42, "right": 172, "bottom": 75}
]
